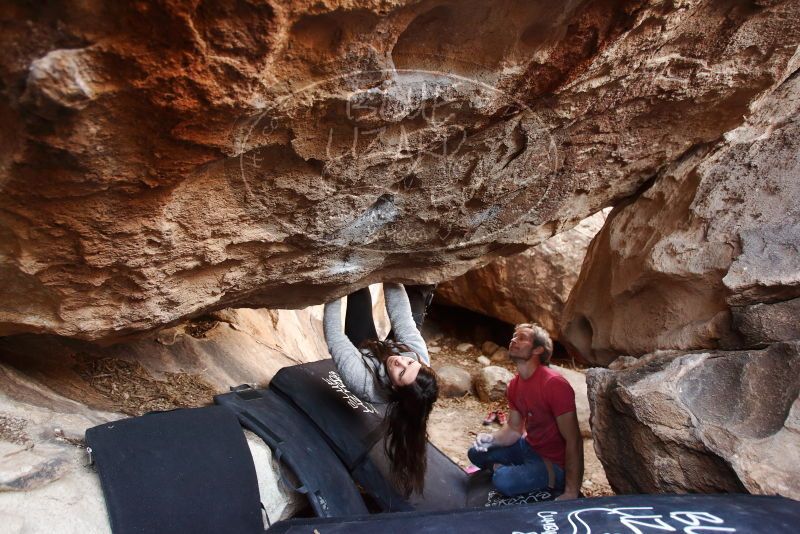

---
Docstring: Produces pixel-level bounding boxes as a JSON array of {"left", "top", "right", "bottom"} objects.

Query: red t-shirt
[{"left": 506, "top": 365, "right": 576, "bottom": 468}]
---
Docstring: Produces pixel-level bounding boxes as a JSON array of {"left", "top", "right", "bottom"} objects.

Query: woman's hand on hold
[{"left": 473, "top": 433, "right": 494, "bottom": 452}]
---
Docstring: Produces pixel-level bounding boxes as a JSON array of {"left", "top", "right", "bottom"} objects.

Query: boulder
[
  {"left": 1, "top": 0, "right": 799, "bottom": 516},
  {"left": 481, "top": 341, "right": 500, "bottom": 356},
  {"left": 434, "top": 365, "right": 473, "bottom": 398},
  {"left": 0, "top": 307, "right": 329, "bottom": 407},
  {"left": 490, "top": 348, "right": 509, "bottom": 364},
  {"left": 475, "top": 366, "right": 515, "bottom": 402},
  {"left": 437, "top": 211, "right": 607, "bottom": 337},
  {"left": 563, "top": 68, "right": 800, "bottom": 498},
  {"left": 562, "top": 70, "right": 800, "bottom": 364},
  {"left": 608, "top": 356, "right": 638, "bottom": 371},
  {"left": 587, "top": 342, "right": 800, "bottom": 499},
  {"left": 550, "top": 365, "right": 590, "bottom": 439},
  {"left": 476, "top": 356, "right": 491, "bottom": 367},
  {"left": 243, "top": 430, "right": 308, "bottom": 523},
  {"left": 456, "top": 343, "right": 475, "bottom": 353},
  {"left": 732, "top": 297, "right": 800, "bottom": 348},
  {"left": 0, "top": 306, "right": 325, "bottom": 530},
  {"left": 1, "top": 2, "right": 797, "bottom": 341}
]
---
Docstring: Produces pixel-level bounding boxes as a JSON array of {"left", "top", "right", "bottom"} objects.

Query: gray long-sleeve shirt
[{"left": 323, "top": 283, "right": 430, "bottom": 404}]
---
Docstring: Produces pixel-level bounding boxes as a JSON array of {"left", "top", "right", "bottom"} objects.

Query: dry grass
[{"left": 75, "top": 356, "right": 217, "bottom": 416}]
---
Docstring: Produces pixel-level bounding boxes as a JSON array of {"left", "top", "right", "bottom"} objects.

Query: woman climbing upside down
[{"left": 323, "top": 283, "right": 439, "bottom": 497}]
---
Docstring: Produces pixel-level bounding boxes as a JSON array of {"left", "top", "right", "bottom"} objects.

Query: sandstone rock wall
[
  {"left": 436, "top": 210, "right": 607, "bottom": 337},
  {"left": 588, "top": 343, "right": 800, "bottom": 498},
  {"left": 0, "top": 306, "right": 326, "bottom": 531},
  {"left": 2, "top": 0, "right": 798, "bottom": 341},
  {"left": 568, "top": 64, "right": 800, "bottom": 497},
  {"left": 0, "top": 306, "right": 328, "bottom": 411},
  {"left": 562, "top": 64, "right": 800, "bottom": 364}
]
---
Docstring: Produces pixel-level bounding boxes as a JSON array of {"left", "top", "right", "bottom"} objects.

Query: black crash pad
[
  {"left": 269, "top": 359, "right": 553, "bottom": 512},
  {"left": 214, "top": 386, "right": 369, "bottom": 518},
  {"left": 267, "top": 494, "right": 800, "bottom": 534},
  {"left": 85, "top": 406, "right": 263, "bottom": 534},
  {"left": 270, "top": 359, "right": 386, "bottom": 469}
]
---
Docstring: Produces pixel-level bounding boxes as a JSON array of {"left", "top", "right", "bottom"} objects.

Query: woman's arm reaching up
[
  {"left": 383, "top": 283, "right": 430, "bottom": 366},
  {"left": 323, "top": 298, "right": 383, "bottom": 402}
]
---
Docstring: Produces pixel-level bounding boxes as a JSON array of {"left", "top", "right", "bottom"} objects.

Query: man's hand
[{"left": 473, "top": 433, "right": 494, "bottom": 452}]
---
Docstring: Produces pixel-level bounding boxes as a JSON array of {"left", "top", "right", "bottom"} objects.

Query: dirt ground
[{"left": 424, "top": 331, "right": 613, "bottom": 498}]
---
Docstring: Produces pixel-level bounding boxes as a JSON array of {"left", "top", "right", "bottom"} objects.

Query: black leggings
[{"left": 344, "top": 284, "right": 436, "bottom": 348}]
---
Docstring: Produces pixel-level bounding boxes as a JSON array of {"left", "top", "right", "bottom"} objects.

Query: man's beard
[{"left": 509, "top": 350, "right": 533, "bottom": 362}]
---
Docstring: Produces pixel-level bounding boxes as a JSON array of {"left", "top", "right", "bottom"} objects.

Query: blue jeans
[{"left": 468, "top": 438, "right": 565, "bottom": 496}]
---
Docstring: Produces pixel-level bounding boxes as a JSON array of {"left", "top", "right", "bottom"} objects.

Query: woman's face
[{"left": 386, "top": 353, "right": 421, "bottom": 387}]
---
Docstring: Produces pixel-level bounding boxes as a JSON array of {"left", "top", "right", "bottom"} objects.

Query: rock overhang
[{"left": 1, "top": 0, "right": 798, "bottom": 340}]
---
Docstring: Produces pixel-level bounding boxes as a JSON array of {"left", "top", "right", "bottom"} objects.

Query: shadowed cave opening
[{"left": 424, "top": 301, "right": 571, "bottom": 365}]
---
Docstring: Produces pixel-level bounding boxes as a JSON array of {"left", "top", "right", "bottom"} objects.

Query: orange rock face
[
  {"left": 436, "top": 210, "right": 607, "bottom": 337},
  {"left": 571, "top": 64, "right": 800, "bottom": 498},
  {"left": 1, "top": 1, "right": 798, "bottom": 344},
  {"left": 0, "top": 305, "right": 324, "bottom": 525},
  {"left": 562, "top": 68, "right": 800, "bottom": 365}
]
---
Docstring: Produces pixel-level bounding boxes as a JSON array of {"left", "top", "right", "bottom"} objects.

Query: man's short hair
[{"left": 515, "top": 323, "right": 553, "bottom": 365}]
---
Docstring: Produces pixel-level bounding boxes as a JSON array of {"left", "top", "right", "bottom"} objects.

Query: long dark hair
[{"left": 359, "top": 339, "right": 439, "bottom": 497}]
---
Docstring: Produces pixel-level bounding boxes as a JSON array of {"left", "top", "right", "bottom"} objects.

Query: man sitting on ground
[{"left": 468, "top": 323, "right": 584, "bottom": 500}]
